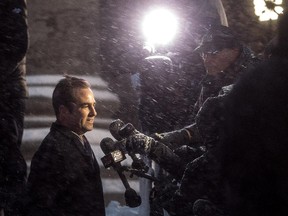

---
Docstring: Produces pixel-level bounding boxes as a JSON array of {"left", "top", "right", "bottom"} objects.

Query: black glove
[
  {"left": 126, "top": 132, "right": 156, "bottom": 155},
  {"left": 173, "top": 145, "right": 206, "bottom": 164},
  {"left": 152, "top": 128, "right": 192, "bottom": 150}
]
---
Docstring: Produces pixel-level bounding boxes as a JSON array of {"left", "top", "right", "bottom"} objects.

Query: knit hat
[{"left": 194, "top": 25, "right": 239, "bottom": 53}]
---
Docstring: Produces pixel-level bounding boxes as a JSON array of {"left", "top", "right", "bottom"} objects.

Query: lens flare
[{"left": 142, "top": 8, "right": 178, "bottom": 46}]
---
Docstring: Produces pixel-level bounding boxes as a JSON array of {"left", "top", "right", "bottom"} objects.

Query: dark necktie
[{"left": 83, "top": 138, "right": 94, "bottom": 163}]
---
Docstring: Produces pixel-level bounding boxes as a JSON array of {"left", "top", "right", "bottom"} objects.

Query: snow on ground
[{"left": 106, "top": 201, "right": 140, "bottom": 216}]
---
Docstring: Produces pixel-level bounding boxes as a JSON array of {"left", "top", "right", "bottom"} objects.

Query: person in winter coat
[
  {"left": 25, "top": 76, "right": 106, "bottom": 216},
  {"left": 0, "top": 0, "right": 28, "bottom": 215}
]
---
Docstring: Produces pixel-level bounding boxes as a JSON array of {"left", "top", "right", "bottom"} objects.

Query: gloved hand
[
  {"left": 152, "top": 128, "right": 192, "bottom": 150},
  {"left": 126, "top": 132, "right": 156, "bottom": 155},
  {"left": 173, "top": 145, "right": 206, "bottom": 164}
]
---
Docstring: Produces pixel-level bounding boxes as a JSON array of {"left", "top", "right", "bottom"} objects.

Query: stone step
[{"left": 24, "top": 116, "right": 112, "bottom": 129}]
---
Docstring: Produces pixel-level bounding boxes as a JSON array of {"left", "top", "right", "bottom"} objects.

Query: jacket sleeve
[
  {"left": 148, "top": 141, "right": 187, "bottom": 180},
  {"left": 194, "top": 96, "right": 224, "bottom": 148}
]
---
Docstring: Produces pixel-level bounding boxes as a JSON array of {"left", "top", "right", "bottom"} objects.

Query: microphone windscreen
[
  {"left": 118, "top": 123, "right": 135, "bottom": 138},
  {"left": 100, "top": 137, "right": 115, "bottom": 155},
  {"left": 109, "top": 119, "right": 125, "bottom": 141}
]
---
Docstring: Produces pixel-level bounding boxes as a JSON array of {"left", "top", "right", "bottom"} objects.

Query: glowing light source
[
  {"left": 142, "top": 8, "right": 178, "bottom": 47},
  {"left": 254, "top": 0, "right": 283, "bottom": 21}
]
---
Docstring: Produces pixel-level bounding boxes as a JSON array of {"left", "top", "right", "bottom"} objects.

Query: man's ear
[{"left": 59, "top": 105, "right": 70, "bottom": 118}]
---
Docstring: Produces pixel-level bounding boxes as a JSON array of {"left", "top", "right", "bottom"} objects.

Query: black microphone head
[
  {"left": 118, "top": 123, "right": 135, "bottom": 138},
  {"left": 100, "top": 137, "right": 115, "bottom": 155},
  {"left": 109, "top": 119, "right": 125, "bottom": 141}
]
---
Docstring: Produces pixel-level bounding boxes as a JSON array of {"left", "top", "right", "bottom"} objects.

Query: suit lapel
[
  {"left": 82, "top": 136, "right": 101, "bottom": 173},
  {"left": 70, "top": 135, "right": 95, "bottom": 168},
  {"left": 51, "top": 123, "right": 98, "bottom": 170}
]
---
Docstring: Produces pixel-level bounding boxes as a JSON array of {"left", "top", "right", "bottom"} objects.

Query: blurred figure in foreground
[
  {"left": 25, "top": 76, "right": 105, "bottom": 216},
  {"left": 219, "top": 12, "right": 288, "bottom": 216},
  {"left": 0, "top": 0, "right": 28, "bottom": 215}
]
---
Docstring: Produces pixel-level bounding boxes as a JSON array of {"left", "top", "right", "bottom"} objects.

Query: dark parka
[
  {"left": 0, "top": 0, "right": 28, "bottom": 215},
  {"left": 26, "top": 123, "right": 105, "bottom": 216}
]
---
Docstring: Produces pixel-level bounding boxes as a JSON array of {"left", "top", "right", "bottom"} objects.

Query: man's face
[
  {"left": 201, "top": 48, "right": 240, "bottom": 76},
  {"left": 63, "top": 87, "right": 97, "bottom": 135}
]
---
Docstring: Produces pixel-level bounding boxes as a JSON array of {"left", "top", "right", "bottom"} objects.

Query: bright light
[
  {"left": 142, "top": 8, "right": 178, "bottom": 47},
  {"left": 254, "top": 0, "right": 283, "bottom": 21}
]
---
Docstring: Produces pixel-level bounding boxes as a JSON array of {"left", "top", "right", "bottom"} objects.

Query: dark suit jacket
[{"left": 26, "top": 123, "right": 105, "bottom": 216}]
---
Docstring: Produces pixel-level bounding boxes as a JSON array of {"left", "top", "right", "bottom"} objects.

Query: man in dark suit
[{"left": 25, "top": 76, "right": 106, "bottom": 216}]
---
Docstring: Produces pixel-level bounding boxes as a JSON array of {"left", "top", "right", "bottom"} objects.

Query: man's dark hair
[{"left": 52, "top": 75, "right": 91, "bottom": 117}]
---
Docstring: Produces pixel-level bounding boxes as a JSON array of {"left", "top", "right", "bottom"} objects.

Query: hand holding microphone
[
  {"left": 109, "top": 119, "right": 150, "bottom": 171},
  {"left": 118, "top": 122, "right": 156, "bottom": 155},
  {"left": 108, "top": 120, "right": 187, "bottom": 181}
]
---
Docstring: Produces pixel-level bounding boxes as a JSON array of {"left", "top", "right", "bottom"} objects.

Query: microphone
[
  {"left": 118, "top": 122, "right": 137, "bottom": 137},
  {"left": 100, "top": 137, "right": 115, "bottom": 154},
  {"left": 100, "top": 137, "right": 128, "bottom": 187},
  {"left": 100, "top": 137, "right": 126, "bottom": 168},
  {"left": 100, "top": 137, "right": 141, "bottom": 207},
  {"left": 109, "top": 119, "right": 125, "bottom": 141},
  {"left": 109, "top": 120, "right": 149, "bottom": 172}
]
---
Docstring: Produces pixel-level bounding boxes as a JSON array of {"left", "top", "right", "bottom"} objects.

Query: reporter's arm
[
  {"left": 153, "top": 123, "right": 203, "bottom": 150},
  {"left": 125, "top": 130, "right": 187, "bottom": 179},
  {"left": 148, "top": 141, "right": 187, "bottom": 180}
]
